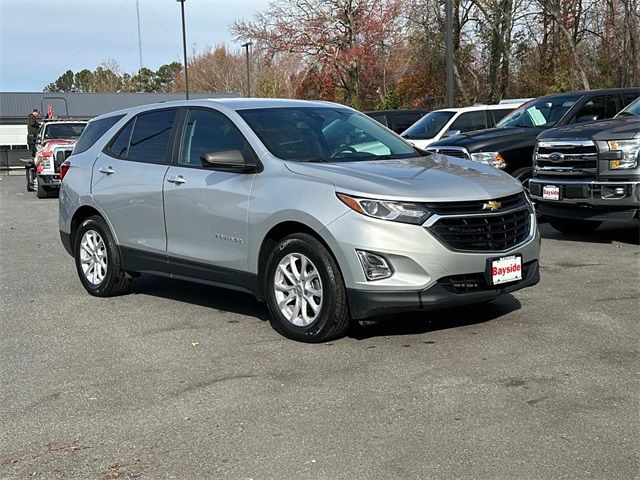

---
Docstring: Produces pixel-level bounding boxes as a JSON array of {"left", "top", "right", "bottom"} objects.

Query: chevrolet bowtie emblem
[{"left": 482, "top": 200, "right": 501, "bottom": 211}]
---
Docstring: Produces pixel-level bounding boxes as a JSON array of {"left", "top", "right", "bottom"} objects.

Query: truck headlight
[
  {"left": 608, "top": 139, "right": 640, "bottom": 169},
  {"left": 337, "top": 193, "right": 431, "bottom": 225},
  {"left": 470, "top": 152, "right": 507, "bottom": 169}
]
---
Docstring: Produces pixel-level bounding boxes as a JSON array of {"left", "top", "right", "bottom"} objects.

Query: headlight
[
  {"left": 470, "top": 152, "right": 507, "bottom": 169},
  {"left": 337, "top": 193, "right": 431, "bottom": 224},
  {"left": 608, "top": 139, "right": 640, "bottom": 169}
]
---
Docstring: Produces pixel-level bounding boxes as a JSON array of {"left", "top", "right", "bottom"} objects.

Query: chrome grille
[{"left": 535, "top": 140, "right": 597, "bottom": 177}]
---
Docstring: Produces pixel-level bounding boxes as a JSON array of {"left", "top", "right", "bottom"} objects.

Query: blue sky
[{"left": 0, "top": 0, "right": 269, "bottom": 91}]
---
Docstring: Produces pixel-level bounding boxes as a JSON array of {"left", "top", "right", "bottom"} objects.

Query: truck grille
[
  {"left": 426, "top": 146, "right": 470, "bottom": 159},
  {"left": 54, "top": 150, "right": 72, "bottom": 173},
  {"left": 427, "top": 207, "right": 532, "bottom": 252},
  {"left": 535, "top": 140, "right": 597, "bottom": 177}
]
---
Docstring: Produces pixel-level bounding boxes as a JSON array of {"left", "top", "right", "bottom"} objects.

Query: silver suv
[{"left": 59, "top": 99, "right": 540, "bottom": 342}]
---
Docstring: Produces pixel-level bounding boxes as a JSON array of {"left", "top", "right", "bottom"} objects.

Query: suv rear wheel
[
  {"left": 74, "top": 216, "right": 131, "bottom": 296},
  {"left": 265, "top": 233, "right": 349, "bottom": 342},
  {"left": 547, "top": 216, "right": 602, "bottom": 234}
]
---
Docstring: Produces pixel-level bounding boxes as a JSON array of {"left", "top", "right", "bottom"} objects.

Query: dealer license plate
[
  {"left": 542, "top": 185, "right": 560, "bottom": 200},
  {"left": 491, "top": 255, "right": 522, "bottom": 285}
]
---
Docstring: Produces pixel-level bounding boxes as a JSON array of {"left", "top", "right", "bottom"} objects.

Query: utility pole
[
  {"left": 445, "top": 0, "right": 454, "bottom": 107},
  {"left": 241, "top": 42, "right": 252, "bottom": 97},
  {"left": 136, "top": 0, "right": 143, "bottom": 91},
  {"left": 177, "top": 0, "right": 189, "bottom": 99}
]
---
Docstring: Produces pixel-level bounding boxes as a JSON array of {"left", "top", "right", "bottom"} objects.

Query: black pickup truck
[
  {"left": 528, "top": 97, "right": 640, "bottom": 233},
  {"left": 426, "top": 88, "right": 640, "bottom": 184}
]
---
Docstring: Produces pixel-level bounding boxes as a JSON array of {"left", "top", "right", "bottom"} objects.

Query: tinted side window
[
  {"left": 574, "top": 95, "right": 607, "bottom": 122},
  {"left": 369, "top": 115, "right": 388, "bottom": 127},
  {"left": 179, "top": 109, "right": 251, "bottom": 167},
  {"left": 72, "top": 115, "right": 125, "bottom": 156},
  {"left": 107, "top": 120, "right": 135, "bottom": 159},
  {"left": 606, "top": 94, "right": 622, "bottom": 118},
  {"left": 448, "top": 111, "right": 487, "bottom": 133},
  {"left": 127, "top": 109, "right": 176, "bottom": 164},
  {"left": 491, "top": 108, "right": 513, "bottom": 124},
  {"left": 623, "top": 92, "right": 639, "bottom": 107}
]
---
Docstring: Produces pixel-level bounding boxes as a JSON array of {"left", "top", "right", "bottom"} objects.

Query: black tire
[
  {"left": 512, "top": 167, "right": 532, "bottom": 189},
  {"left": 36, "top": 176, "right": 49, "bottom": 199},
  {"left": 547, "top": 216, "right": 602, "bottom": 234},
  {"left": 26, "top": 168, "right": 35, "bottom": 192},
  {"left": 74, "top": 215, "right": 131, "bottom": 297},
  {"left": 264, "top": 233, "right": 350, "bottom": 343}
]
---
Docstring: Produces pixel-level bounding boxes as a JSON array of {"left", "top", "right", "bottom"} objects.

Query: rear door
[
  {"left": 163, "top": 107, "right": 255, "bottom": 271},
  {"left": 91, "top": 108, "right": 177, "bottom": 254}
]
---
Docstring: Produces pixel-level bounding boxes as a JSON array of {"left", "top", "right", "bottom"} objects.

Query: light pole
[
  {"left": 445, "top": 0, "right": 454, "bottom": 107},
  {"left": 241, "top": 42, "right": 252, "bottom": 97},
  {"left": 177, "top": 0, "right": 189, "bottom": 99}
]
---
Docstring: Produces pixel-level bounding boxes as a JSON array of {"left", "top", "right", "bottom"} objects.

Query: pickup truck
[
  {"left": 26, "top": 120, "right": 87, "bottom": 198},
  {"left": 426, "top": 88, "right": 640, "bottom": 185},
  {"left": 528, "top": 97, "right": 640, "bottom": 233}
]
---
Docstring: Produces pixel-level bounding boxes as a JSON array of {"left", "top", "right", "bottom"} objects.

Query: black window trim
[
  {"left": 170, "top": 106, "right": 262, "bottom": 173},
  {"left": 102, "top": 107, "right": 178, "bottom": 165}
]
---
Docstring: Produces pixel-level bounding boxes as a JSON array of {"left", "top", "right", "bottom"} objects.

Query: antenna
[{"left": 136, "top": 0, "right": 143, "bottom": 91}]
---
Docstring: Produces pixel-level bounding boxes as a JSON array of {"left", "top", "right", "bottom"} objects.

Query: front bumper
[
  {"left": 529, "top": 178, "right": 640, "bottom": 222},
  {"left": 323, "top": 208, "right": 541, "bottom": 318},
  {"left": 37, "top": 173, "right": 61, "bottom": 188},
  {"left": 348, "top": 260, "right": 539, "bottom": 319}
]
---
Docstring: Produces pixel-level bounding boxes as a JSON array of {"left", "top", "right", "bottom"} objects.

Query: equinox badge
[{"left": 482, "top": 200, "right": 502, "bottom": 211}]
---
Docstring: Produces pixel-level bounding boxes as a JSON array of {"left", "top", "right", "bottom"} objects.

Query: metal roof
[{"left": 0, "top": 92, "right": 238, "bottom": 123}]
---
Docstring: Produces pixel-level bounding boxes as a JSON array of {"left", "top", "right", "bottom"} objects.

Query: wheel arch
[
  {"left": 256, "top": 221, "right": 345, "bottom": 301},
  {"left": 69, "top": 205, "right": 106, "bottom": 250}
]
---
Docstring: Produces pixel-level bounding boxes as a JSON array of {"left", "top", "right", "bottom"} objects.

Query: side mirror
[
  {"left": 443, "top": 129, "right": 461, "bottom": 138},
  {"left": 200, "top": 149, "right": 258, "bottom": 172},
  {"left": 576, "top": 115, "right": 599, "bottom": 123}
]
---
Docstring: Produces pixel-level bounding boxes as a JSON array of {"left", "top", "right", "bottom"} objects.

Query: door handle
[
  {"left": 166, "top": 175, "right": 186, "bottom": 185},
  {"left": 99, "top": 166, "right": 115, "bottom": 175}
]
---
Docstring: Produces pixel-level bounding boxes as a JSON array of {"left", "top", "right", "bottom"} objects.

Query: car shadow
[
  {"left": 129, "top": 274, "right": 523, "bottom": 340},
  {"left": 540, "top": 222, "right": 639, "bottom": 245},
  {"left": 130, "top": 274, "right": 271, "bottom": 322},
  {"left": 348, "top": 294, "right": 522, "bottom": 340}
]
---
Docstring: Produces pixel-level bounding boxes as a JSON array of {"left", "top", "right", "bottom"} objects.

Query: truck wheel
[
  {"left": 36, "top": 176, "right": 49, "bottom": 198},
  {"left": 74, "top": 215, "right": 131, "bottom": 297},
  {"left": 26, "top": 168, "right": 35, "bottom": 192},
  {"left": 547, "top": 216, "right": 602, "bottom": 234},
  {"left": 264, "top": 233, "right": 350, "bottom": 343}
]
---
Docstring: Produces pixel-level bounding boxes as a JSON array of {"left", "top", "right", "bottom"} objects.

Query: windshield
[
  {"left": 238, "top": 107, "right": 418, "bottom": 162},
  {"left": 44, "top": 123, "right": 86, "bottom": 139},
  {"left": 401, "top": 111, "right": 455, "bottom": 139},
  {"left": 616, "top": 97, "right": 640, "bottom": 117},
  {"left": 496, "top": 94, "right": 581, "bottom": 128}
]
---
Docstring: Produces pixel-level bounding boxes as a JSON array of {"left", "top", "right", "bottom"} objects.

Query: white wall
[{"left": 0, "top": 125, "right": 27, "bottom": 147}]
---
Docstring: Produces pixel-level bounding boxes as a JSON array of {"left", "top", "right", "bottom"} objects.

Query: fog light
[
  {"left": 614, "top": 187, "right": 625, "bottom": 195},
  {"left": 356, "top": 250, "right": 393, "bottom": 281}
]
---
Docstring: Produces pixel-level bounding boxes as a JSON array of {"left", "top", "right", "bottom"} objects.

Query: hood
[
  {"left": 538, "top": 117, "right": 640, "bottom": 141},
  {"left": 284, "top": 155, "right": 523, "bottom": 202},
  {"left": 429, "top": 126, "right": 543, "bottom": 152}
]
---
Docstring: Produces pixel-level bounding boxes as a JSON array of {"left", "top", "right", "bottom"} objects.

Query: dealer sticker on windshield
[{"left": 491, "top": 255, "right": 522, "bottom": 285}]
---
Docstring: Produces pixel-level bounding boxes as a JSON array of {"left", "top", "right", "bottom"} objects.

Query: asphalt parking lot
[{"left": 0, "top": 174, "right": 638, "bottom": 479}]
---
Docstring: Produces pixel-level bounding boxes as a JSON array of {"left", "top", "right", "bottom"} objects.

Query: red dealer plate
[{"left": 490, "top": 255, "right": 522, "bottom": 285}]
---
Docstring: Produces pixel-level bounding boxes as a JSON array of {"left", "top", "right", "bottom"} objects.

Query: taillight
[{"left": 60, "top": 160, "right": 71, "bottom": 180}]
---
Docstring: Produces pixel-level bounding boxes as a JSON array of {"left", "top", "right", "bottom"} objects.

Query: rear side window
[
  {"left": 108, "top": 121, "right": 135, "bottom": 159},
  {"left": 71, "top": 115, "right": 124, "bottom": 156},
  {"left": 491, "top": 108, "right": 513, "bottom": 124},
  {"left": 127, "top": 109, "right": 176, "bottom": 164}
]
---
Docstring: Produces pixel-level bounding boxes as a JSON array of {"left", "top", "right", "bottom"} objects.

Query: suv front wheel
[
  {"left": 265, "top": 233, "right": 349, "bottom": 342},
  {"left": 74, "top": 216, "right": 131, "bottom": 297}
]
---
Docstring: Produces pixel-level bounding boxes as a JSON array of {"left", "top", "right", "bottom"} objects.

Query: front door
[{"left": 163, "top": 107, "right": 255, "bottom": 272}]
